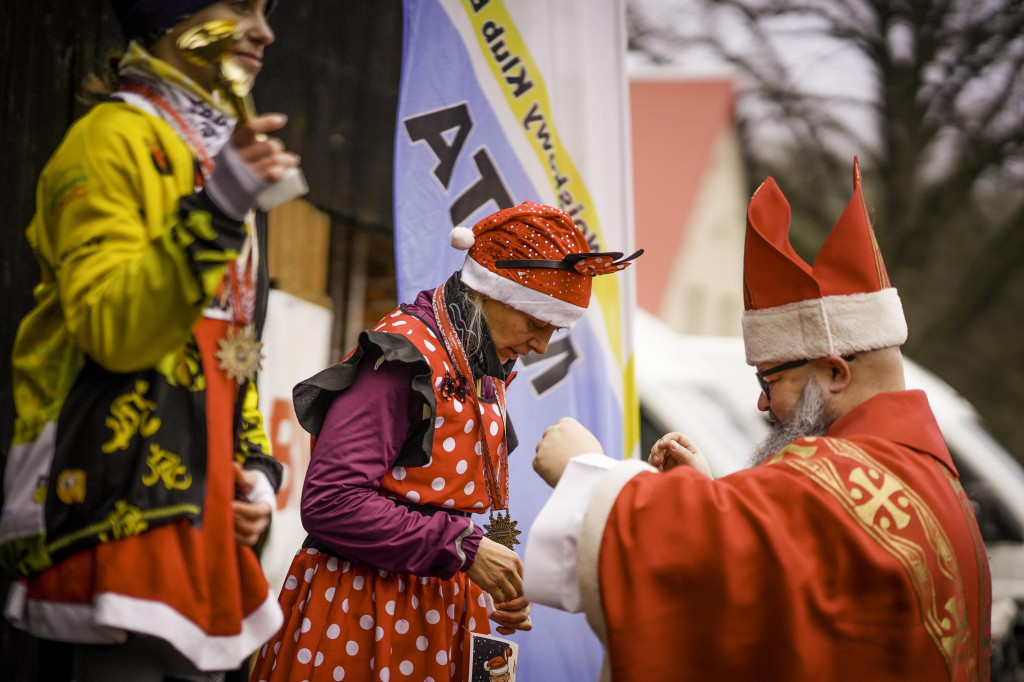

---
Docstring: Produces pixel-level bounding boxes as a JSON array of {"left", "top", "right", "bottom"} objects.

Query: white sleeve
[
  {"left": 523, "top": 453, "right": 651, "bottom": 611},
  {"left": 245, "top": 470, "right": 277, "bottom": 516}
]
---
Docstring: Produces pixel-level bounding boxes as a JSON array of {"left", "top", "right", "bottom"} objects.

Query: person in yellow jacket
[{"left": 1, "top": 1, "right": 301, "bottom": 679}]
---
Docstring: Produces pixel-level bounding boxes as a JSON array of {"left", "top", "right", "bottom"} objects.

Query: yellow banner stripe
[{"left": 459, "top": 0, "right": 639, "bottom": 454}]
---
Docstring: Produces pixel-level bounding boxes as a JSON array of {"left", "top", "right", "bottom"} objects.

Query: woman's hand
[
  {"left": 490, "top": 595, "right": 533, "bottom": 635},
  {"left": 467, "top": 538, "right": 533, "bottom": 634},
  {"left": 230, "top": 113, "right": 301, "bottom": 184},
  {"left": 467, "top": 537, "right": 524, "bottom": 606},
  {"left": 206, "top": 113, "right": 301, "bottom": 219},
  {"left": 648, "top": 432, "right": 712, "bottom": 478},
  {"left": 232, "top": 462, "right": 273, "bottom": 547}
]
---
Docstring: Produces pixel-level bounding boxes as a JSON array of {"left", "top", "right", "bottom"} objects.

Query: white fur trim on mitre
[
  {"left": 485, "top": 661, "right": 509, "bottom": 674},
  {"left": 741, "top": 287, "right": 908, "bottom": 365},
  {"left": 449, "top": 226, "right": 475, "bottom": 250},
  {"left": 460, "top": 256, "right": 587, "bottom": 329}
]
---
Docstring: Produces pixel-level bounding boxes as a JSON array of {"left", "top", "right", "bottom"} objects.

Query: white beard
[{"left": 749, "top": 380, "right": 831, "bottom": 467}]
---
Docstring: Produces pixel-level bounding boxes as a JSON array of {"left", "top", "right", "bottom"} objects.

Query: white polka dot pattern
[{"left": 250, "top": 547, "right": 492, "bottom": 682}]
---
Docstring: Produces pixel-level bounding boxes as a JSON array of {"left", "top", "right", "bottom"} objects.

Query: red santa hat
[
  {"left": 741, "top": 157, "right": 907, "bottom": 365},
  {"left": 452, "top": 201, "right": 641, "bottom": 329},
  {"left": 483, "top": 646, "right": 513, "bottom": 675}
]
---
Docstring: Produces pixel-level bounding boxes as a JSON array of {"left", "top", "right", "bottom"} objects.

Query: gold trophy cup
[{"left": 178, "top": 20, "right": 308, "bottom": 210}]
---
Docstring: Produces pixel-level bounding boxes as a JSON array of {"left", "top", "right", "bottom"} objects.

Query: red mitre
[{"left": 741, "top": 157, "right": 907, "bottom": 365}]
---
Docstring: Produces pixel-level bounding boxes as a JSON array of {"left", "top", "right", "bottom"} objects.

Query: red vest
[{"left": 373, "top": 308, "right": 508, "bottom": 514}]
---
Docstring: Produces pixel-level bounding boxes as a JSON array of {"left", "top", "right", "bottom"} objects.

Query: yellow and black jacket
[{"left": 1, "top": 97, "right": 280, "bottom": 576}]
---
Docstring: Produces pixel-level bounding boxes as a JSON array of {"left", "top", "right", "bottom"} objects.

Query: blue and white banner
[{"left": 394, "top": 0, "right": 636, "bottom": 678}]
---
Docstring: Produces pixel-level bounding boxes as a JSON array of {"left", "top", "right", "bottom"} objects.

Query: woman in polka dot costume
[{"left": 249, "top": 202, "right": 639, "bottom": 681}]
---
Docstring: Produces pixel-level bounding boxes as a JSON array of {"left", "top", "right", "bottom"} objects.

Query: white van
[{"left": 634, "top": 310, "right": 1024, "bottom": 671}]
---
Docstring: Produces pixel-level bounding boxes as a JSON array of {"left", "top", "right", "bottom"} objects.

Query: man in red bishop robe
[{"left": 523, "top": 158, "right": 991, "bottom": 682}]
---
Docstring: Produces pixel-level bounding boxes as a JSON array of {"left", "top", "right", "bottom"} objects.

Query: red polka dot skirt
[{"left": 250, "top": 549, "right": 491, "bottom": 681}]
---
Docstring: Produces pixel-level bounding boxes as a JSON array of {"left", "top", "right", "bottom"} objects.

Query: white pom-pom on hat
[{"left": 449, "top": 226, "right": 475, "bottom": 250}]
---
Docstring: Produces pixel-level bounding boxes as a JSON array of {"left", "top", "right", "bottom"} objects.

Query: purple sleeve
[{"left": 300, "top": 349, "right": 483, "bottom": 579}]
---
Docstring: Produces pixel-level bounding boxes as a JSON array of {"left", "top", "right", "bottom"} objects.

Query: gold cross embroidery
[{"left": 848, "top": 466, "right": 912, "bottom": 530}]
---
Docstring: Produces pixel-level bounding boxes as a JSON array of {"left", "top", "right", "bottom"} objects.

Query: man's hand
[
  {"left": 533, "top": 417, "right": 604, "bottom": 487},
  {"left": 649, "top": 432, "right": 712, "bottom": 478},
  {"left": 232, "top": 462, "right": 272, "bottom": 547}
]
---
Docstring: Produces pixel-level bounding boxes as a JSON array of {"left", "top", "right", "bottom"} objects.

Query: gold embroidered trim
[
  {"left": 943, "top": 464, "right": 989, "bottom": 680},
  {"left": 773, "top": 437, "right": 969, "bottom": 675},
  {"left": 46, "top": 503, "right": 202, "bottom": 555}
]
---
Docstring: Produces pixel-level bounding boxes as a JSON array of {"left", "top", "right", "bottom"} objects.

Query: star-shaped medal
[
  {"left": 215, "top": 327, "right": 264, "bottom": 384},
  {"left": 484, "top": 510, "right": 521, "bottom": 549}
]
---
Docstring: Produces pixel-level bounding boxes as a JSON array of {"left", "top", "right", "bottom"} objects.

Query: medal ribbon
[
  {"left": 432, "top": 285, "right": 509, "bottom": 512},
  {"left": 226, "top": 242, "right": 256, "bottom": 327}
]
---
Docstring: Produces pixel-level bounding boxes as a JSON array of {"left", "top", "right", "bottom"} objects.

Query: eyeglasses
[
  {"left": 755, "top": 359, "right": 810, "bottom": 400},
  {"left": 755, "top": 355, "right": 854, "bottom": 400}
]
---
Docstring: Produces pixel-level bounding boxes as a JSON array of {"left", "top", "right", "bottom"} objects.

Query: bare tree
[{"left": 628, "top": 0, "right": 1024, "bottom": 459}]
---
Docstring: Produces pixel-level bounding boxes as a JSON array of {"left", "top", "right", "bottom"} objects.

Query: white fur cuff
[{"left": 578, "top": 458, "right": 656, "bottom": 645}]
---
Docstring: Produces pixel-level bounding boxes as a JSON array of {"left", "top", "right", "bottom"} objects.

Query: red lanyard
[
  {"left": 431, "top": 285, "right": 509, "bottom": 511},
  {"left": 226, "top": 251, "right": 255, "bottom": 327}
]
